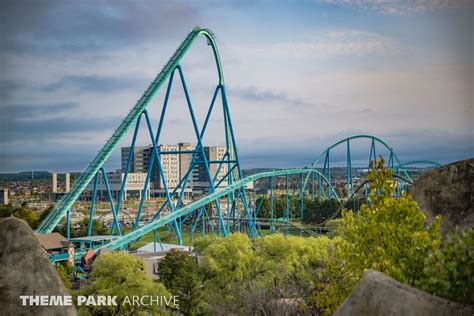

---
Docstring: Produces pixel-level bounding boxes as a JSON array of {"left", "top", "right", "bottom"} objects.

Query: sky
[{"left": 0, "top": 0, "right": 473, "bottom": 172}]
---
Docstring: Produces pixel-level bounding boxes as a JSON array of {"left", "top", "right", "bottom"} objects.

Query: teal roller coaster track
[{"left": 36, "top": 28, "right": 441, "bottom": 254}]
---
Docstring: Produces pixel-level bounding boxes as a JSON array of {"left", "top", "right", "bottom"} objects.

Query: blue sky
[{"left": 0, "top": 0, "right": 472, "bottom": 172}]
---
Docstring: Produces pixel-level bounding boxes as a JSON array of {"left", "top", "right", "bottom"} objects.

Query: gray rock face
[
  {"left": 409, "top": 158, "right": 474, "bottom": 233},
  {"left": 334, "top": 270, "right": 474, "bottom": 316},
  {"left": 0, "top": 217, "right": 77, "bottom": 315}
]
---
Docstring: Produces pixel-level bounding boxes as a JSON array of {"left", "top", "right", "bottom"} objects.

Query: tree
[
  {"left": 198, "top": 233, "right": 255, "bottom": 289},
  {"left": 255, "top": 196, "right": 271, "bottom": 218},
  {"left": 12, "top": 206, "right": 40, "bottom": 228},
  {"left": 315, "top": 158, "right": 442, "bottom": 314},
  {"left": 0, "top": 205, "right": 53, "bottom": 229},
  {"left": 302, "top": 198, "right": 340, "bottom": 224},
  {"left": 56, "top": 217, "right": 107, "bottom": 238},
  {"left": 56, "top": 262, "right": 74, "bottom": 289},
  {"left": 158, "top": 250, "right": 205, "bottom": 315},
  {"left": 417, "top": 227, "right": 474, "bottom": 304},
  {"left": 0, "top": 205, "right": 13, "bottom": 217},
  {"left": 77, "top": 252, "right": 172, "bottom": 315},
  {"left": 195, "top": 233, "right": 255, "bottom": 314},
  {"left": 195, "top": 233, "right": 336, "bottom": 315},
  {"left": 252, "top": 234, "right": 336, "bottom": 314}
]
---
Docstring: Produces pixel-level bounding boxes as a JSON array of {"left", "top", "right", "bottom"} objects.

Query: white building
[
  {"left": 83, "top": 172, "right": 150, "bottom": 201},
  {"left": 120, "top": 143, "right": 231, "bottom": 197}
]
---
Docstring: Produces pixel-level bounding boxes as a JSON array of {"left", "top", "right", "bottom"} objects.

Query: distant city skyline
[{"left": 0, "top": 1, "right": 473, "bottom": 173}]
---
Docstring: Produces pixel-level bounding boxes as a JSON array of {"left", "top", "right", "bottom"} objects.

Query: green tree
[
  {"left": 0, "top": 204, "right": 13, "bottom": 217},
  {"left": 195, "top": 233, "right": 336, "bottom": 315},
  {"left": 56, "top": 262, "right": 74, "bottom": 289},
  {"left": 158, "top": 250, "right": 205, "bottom": 315},
  {"left": 255, "top": 196, "right": 271, "bottom": 218},
  {"left": 13, "top": 206, "right": 40, "bottom": 228},
  {"left": 198, "top": 233, "right": 255, "bottom": 289},
  {"left": 57, "top": 217, "right": 107, "bottom": 238},
  {"left": 0, "top": 204, "right": 53, "bottom": 229},
  {"left": 252, "top": 234, "right": 336, "bottom": 314},
  {"left": 316, "top": 158, "right": 442, "bottom": 314},
  {"left": 77, "top": 252, "right": 172, "bottom": 315},
  {"left": 417, "top": 227, "right": 474, "bottom": 304}
]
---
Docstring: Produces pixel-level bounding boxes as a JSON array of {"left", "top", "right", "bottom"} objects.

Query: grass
[{"left": 129, "top": 227, "right": 200, "bottom": 250}]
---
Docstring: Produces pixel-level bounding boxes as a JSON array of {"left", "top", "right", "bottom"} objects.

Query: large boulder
[
  {"left": 334, "top": 270, "right": 473, "bottom": 316},
  {"left": 409, "top": 158, "right": 474, "bottom": 233},
  {"left": 0, "top": 217, "right": 77, "bottom": 315}
]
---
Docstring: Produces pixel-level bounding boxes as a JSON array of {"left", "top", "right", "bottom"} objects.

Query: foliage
[
  {"left": 0, "top": 205, "right": 13, "bottom": 217},
  {"left": 56, "top": 262, "right": 74, "bottom": 289},
  {"left": 302, "top": 198, "right": 341, "bottom": 224},
  {"left": 255, "top": 194, "right": 345, "bottom": 224},
  {"left": 195, "top": 233, "right": 336, "bottom": 315},
  {"left": 198, "top": 233, "right": 255, "bottom": 290},
  {"left": 158, "top": 250, "right": 205, "bottom": 315},
  {"left": 0, "top": 204, "right": 51, "bottom": 229},
  {"left": 324, "top": 218, "right": 343, "bottom": 238},
  {"left": 56, "top": 217, "right": 107, "bottom": 238},
  {"left": 77, "top": 252, "right": 172, "bottom": 315},
  {"left": 416, "top": 227, "right": 474, "bottom": 304},
  {"left": 255, "top": 196, "right": 300, "bottom": 219},
  {"left": 315, "top": 158, "right": 442, "bottom": 314}
]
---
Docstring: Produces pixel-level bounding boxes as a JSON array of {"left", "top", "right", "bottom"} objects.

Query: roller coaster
[{"left": 35, "top": 28, "right": 441, "bottom": 255}]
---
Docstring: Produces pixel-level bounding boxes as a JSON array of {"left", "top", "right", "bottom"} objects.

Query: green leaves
[
  {"left": 194, "top": 233, "right": 335, "bottom": 314},
  {"left": 316, "top": 158, "right": 443, "bottom": 314},
  {"left": 77, "top": 252, "right": 171, "bottom": 315},
  {"left": 158, "top": 250, "right": 205, "bottom": 315},
  {"left": 417, "top": 227, "right": 474, "bottom": 304}
]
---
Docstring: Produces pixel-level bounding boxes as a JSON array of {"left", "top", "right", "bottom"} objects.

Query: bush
[
  {"left": 315, "top": 159, "right": 442, "bottom": 314},
  {"left": 158, "top": 250, "right": 205, "bottom": 315},
  {"left": 56, "top": 262, "right": 74, "bottom": 289},
  {"left": 417, "top": 227, "right": 474, "bottom": 304},
  {"left": 195, "top": 233, "right": 336, "bottom": 315},
  {"left": 77, "top": 252, "right": 172, "bottom": 315}
]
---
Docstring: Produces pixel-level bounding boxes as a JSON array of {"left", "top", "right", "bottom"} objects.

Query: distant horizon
[{"left": 0, "top": 162, "right": 455, "bottom": 175}]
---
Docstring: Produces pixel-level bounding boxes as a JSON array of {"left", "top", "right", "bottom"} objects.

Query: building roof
[
  {"left": 69, "top": 235, "right": 118, "bottom": 242},
  {"left": 136, "top": 242, "right": 192, "bottom": 253},
  {"left": 132, "top": 251, "right": 167, "bottom": 260},
  {"left": 35, "top": 233, "right": 71, "bottom": 250}
]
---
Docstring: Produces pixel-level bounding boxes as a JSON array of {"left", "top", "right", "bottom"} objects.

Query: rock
[
  {"left": 334, "top": 270, "right": 474, "bottom": 316},
  {"left": 0, "top": 217, "right": 77, "bottom": 315},
  {"left": 409, "top": 158, "right": 474, "bottom": 233}
]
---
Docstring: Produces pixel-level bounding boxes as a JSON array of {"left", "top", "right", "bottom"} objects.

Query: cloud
[
  {"left": 42, "top": 75, "right": 146, "bottom": 93},
  {"left": 0, "top": 102, "right": 121, "bottom": 143},
  {"left": 0, "top": 1, "right": 201, "bottom": 56},
  {"left": 268, "top": 30, "right": 398, "bottom": 58},
  {"left": 320, "top": 0, "right": 474, "bottom": 15},
  {"left": 0, "top": 102, "right": 78, "bottom": 118},
  {"left": 230, "top": 86, "right": 313, "bottom": 107},
  {"left": 238, "top": 129, "right": 474, "bottom": 168},
  {"left": 0, "top": 79, "right": 23, "bottom": 100}
]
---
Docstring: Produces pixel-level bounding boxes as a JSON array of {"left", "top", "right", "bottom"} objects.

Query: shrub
[
  {"left": 158, "top": 250, "right": 205, "bottom": 315},
  {"left": 316, "top": 159, "right": 441, "bottom": 314},
  {"left": 417, "top": 227, "right": 474, "bottom": 304}
]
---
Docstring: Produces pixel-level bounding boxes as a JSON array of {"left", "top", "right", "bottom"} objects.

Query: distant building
[
  {"left": 0, "top": 188, "right": 8, "bottom": 205},
  {"left": 193, "top": 146, "right": 229, "bottom": 194},
  {"left": 132, "top": 243, "right": 193, "bottom": 279},
  {"left": 121, "top": 143, "right": 229, "bottom": 196},
  {"left": 83, "top": 172, "right": 150, "bottom": 201},
  {"left": 51, "top": 173, "right": 71, "bottom": 193},
  {"left": 121, "top": 146, "right": 152, "bottom": 173}
]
